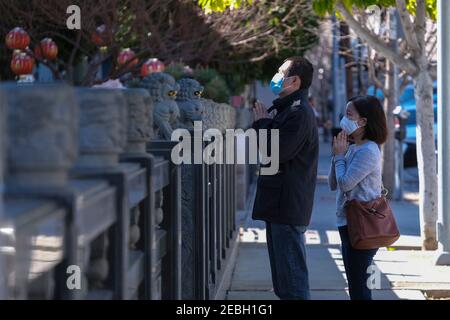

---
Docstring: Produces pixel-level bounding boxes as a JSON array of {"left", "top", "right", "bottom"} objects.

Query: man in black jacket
[{"left": 252, "top": 57, "right": 318, "bottom": 300}]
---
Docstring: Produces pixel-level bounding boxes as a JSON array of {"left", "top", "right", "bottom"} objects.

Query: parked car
[
  {"left": 402, "top": 101, "right": 437, "bottom": 167},
  {"left": 401, "top": 83, "right": 437, "bottom": 167},
  {"left": 368, "top": 82, "right": 437, "bottom": 168}
]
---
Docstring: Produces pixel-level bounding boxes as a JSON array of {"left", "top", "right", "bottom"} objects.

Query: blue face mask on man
[
  {"left": 271, "top": 72, "right": 296, "bottom": 96},
  {"left": 270, "top": 72, "right": 285, "bottom": 96}
]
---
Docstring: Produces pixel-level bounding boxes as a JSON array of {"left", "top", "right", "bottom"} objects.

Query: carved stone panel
[
  {"left": 75, "top": 88, "right": 127, "bottom": 168},
  {"left": 122, "top": 88, "right": 152, "bottom": 153},
  {"left": 2, "top": 83, "right": 78, "bottom": 187}
]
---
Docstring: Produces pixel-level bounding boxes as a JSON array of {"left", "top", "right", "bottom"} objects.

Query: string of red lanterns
[
  {"left": 4, "top": 25, "right": 167, "bottom": 81},
  {"left": 4, "top": 27, "right": 59, "bottom": 78}
]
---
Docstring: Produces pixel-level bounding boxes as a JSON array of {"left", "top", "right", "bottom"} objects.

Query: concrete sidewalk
[{"left": 227, "top": 142, "right": 450, "bottom": 300}]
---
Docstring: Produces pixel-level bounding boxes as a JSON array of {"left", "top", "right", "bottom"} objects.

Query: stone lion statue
[
  {"left": 137, "top": 73, "right": 181, "bottom": 140},
  {"left": 176, "top": 78, "right": 205, "bottom": 130}
]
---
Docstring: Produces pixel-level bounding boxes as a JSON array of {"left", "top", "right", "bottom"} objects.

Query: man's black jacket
[{"left": 251, "top": 89, "right": 319, "bottom": 226}]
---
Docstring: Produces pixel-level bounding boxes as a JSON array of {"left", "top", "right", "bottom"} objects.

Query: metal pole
[
  {"left": 435, "top": 0, "right": 450, "bottom": 265},
  {"left": 391, "top": 9, "right": 403, "bottom": 200},
  {"left": 332, "top": 14, "right": 345, "bottom": 127},
  {"left": 332, "top": 15, "right": 339, "bottom": 127}
]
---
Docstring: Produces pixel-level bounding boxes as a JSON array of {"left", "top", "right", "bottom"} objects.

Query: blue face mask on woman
[{"left": 270, "top": 72, "right": 285, "bottom": 96}]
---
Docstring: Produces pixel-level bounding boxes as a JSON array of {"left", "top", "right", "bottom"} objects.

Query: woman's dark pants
[{"left": 338, "top": 225, "right": 378, "bottom": 300}]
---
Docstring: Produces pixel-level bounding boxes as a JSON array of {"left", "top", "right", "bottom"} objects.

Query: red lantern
[
  {"left": 11, "top": 52, "right": 35, "bottom": 75},
  {"left": 5, "top": 27, "right": 30, "bottom": 50},
  {"left": 140, "top": 58, "right": 165, "bottom": 77},
  {"left": 117, "top": 48, "right": 138, "bottom": 68},
  {"left": 34, "top": 38, "right": 58, "bottom": 60},
  {"left": 91, "top": 24, "right": 113, "bottom": 47}
]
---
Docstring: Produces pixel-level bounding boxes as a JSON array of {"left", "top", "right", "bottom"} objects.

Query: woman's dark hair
[{"left": 348, "top": 95, "right": 388, "bottom": 145}]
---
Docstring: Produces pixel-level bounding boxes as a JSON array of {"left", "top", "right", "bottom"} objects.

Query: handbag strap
[{"left": 381, "top": 183, "right": 389, "bottom": 197}]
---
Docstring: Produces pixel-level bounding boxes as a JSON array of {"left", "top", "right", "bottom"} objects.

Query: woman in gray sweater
[{"left": 328, "top": 95, "right": 388, "bottom": 300}]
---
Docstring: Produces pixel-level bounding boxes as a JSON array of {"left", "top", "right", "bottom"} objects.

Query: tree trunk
[
  {"left": 382, "top": 60, "right": 396, "bottom": 199},
  {"left": 414, "top": 68, "right": 438, "bottom": 250}
]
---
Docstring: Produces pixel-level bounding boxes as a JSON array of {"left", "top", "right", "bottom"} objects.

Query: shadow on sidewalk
[
  {"left": 227, "top": 141, "right": 430, "bottom": 300},
  {"left": 227, "top": 233, "right": 413, "bottom": 300},
  {"left": 229, "top": 182, "right": 424, "bottom": 299}
]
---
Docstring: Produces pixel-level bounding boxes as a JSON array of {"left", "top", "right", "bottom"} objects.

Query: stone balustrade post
[
  {"left": 122, "top": 88, "right": 153, "bottom": 154},
  {"left": 74, "top": 88, "right": 127, "bottom": 169},
  {"left": 74, "top": 87, "right": 128, "bottom": 296},
  {"left": 4, "top": 83, "right": 78, "bottom": 188},
  {"left": 1, "top": 83, "right": 77, "bottom": 299}
]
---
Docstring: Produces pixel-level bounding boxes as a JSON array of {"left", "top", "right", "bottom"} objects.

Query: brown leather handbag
[{"left": 344, "top": 189, "right": 400, "bottom": 250}]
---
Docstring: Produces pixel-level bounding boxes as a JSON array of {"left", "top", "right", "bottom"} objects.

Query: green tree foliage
[
  {"left": 312, "top": 0, "right": 436, "bottom": 21},
  {"left": 193, "top": 67, "right": 231, "bottom": 103},
  {"left": 165, "top": 63, "right": 190, "bottom": 80},
  {"left": 207, "top": 0, "right": 320, "bottom": 91},
  {"left": 0, "top": 0, "right": 320, "bottom": 93},
  {"left": 165, "top": 63, "right": 231, "bottom": 102},
  {"left": 198, "top": 0, "right": 252, "bottom": 13}
]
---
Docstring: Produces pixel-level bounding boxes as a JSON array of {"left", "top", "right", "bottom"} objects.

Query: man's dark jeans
[
  {"left": 266, "top": 222, "right": 310, "bottom": 300},
  {"left": 338, "top": 225, "right": 378, "bottom": 300}
]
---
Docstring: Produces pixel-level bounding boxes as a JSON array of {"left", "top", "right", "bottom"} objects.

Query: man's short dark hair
[{"left": 284, "top": 56, "right": 314, "bottom": 90}]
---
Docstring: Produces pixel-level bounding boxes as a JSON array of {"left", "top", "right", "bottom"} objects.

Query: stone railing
[
  {"left": 0, "top": 73, "right": 241, "bottom": 300},
  {"left": 143, "top": 75, "right": 239, "bottom": 299}
]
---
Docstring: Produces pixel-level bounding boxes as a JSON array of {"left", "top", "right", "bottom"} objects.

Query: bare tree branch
[
  {"left": 336, "top": 0, "right": 418, "bottom": 75},
  {"left": 367, "top": 53, "right": 387, "bottom": 95},
  {"left": 415, "top": 0, "right": 427, "bottom": 60},
  {"left": 396, "top": 0, "right": 420, "bottom": 54}
]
